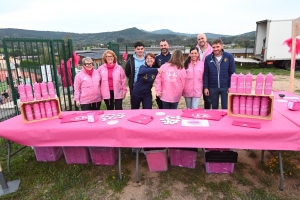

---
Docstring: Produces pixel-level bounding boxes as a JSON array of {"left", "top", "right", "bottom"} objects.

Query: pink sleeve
[
  {"left": 155, "top": 72, "right": 162, "bottom": 94},
  {"left": 73, "top": 74, "right": 81, "bottom": 102},
  {"left": 120, "top": 67, "right": 128, "bottom": 94}
]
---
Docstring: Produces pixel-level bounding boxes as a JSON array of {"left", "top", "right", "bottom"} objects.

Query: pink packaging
[
  {"left": 232, "top": 96, "right": 240, "bottom": 114},
  {"left": 24, "top": 104, "right": 34, "bottom": 121},
  {"left": 264, "top": 73, "right": 273, "bottom": 95},
  {"left": 34, "top": 147, "right": 63, "bottom": 162},
  {"left": 170, "top": 148, "right": 197, "bottom": 169},
  {"left": 45, "top": 101, "right": 53, "bottom": 118},
  {"left": 287, "top": 100, "right": 300, "bottom": 111},
  {"left": 63, "top": 147, "right": 90, "bottom": 164},
  {"left": 87, "top": 112, "right": 99, "bottom": 123},
  {"left": 239, "top": 96, "right": 246, "bottom": 115},
  {"left": 245, "top": 96, "right": 253, "bottom": 115},
  {"left": 33, "top": 82, "right": 42, "bottom": 100},
  {"left": 143, "top": 148, "right": 168, "bottom": 172},
  {"left": 230, "top": 73, "right": 237, "bottom": 93},
  {"left": 25, "top": 84, "right": 34, "bottom": 101},
  {"left": 89, "top": 147, "right": 119, "bottom": 166},
  {"left": 252, "top": 96, "right": 261, "bottom": 116},
  {"left": 204, "top": 149, "right": 234, "bottom": 174},
  {"left": 50, "top": 100, "right": 58, "bottom": 116},
  {"left": 18, "top": 84, "right": 27, "bottom": 102},
  {"left": 33, "top": 103, "right": 41, "bottom": 120},
  {"left": 255, "top": 73, "right": 264, "bottom": 95},
  {"left": 260, "top": 97, "right": 269, "bottom": 116},
  {"left": 40, "top": 82, "right": 49, "bottom": 99},
  {"left": 48, "top": 81, "right": 56, "bottom": 98},
  {"left": 245, "top": 73, "right": 253, "bottom": 94},
  {"left": 39, "top": 102, "right": 46, "bottom": 118},
  {"left": 237, "top": 73, "right": 245, "bottom": 93}
]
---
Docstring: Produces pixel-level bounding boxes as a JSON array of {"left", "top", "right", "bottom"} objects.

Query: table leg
[
  {"left": 278, "top": 151, "right": 284, "bottom": 191},
  {"left": 118, "top": 148, "right": 122, "bottom": 180},
  {"left": 7, "top": 141, "right": 11, "bottom": 175},
  {"left": 261, "top": 150, "right": 265, "bottom": 163},
  {"left": 136, "top": 148, "right": 139, "bottom": 183}
]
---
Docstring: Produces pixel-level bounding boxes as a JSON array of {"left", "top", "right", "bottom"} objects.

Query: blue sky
[{"left": 0, "top": 0, "right": 299, "bottom": 35}]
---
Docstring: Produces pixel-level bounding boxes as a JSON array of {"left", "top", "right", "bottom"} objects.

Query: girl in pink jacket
[
  {"left": 183, "top": 47, "right": 204, "bottom": 109},
  {"left": 155, "top": 49, "right": 186, "bottom": 109},
  {"left": 74, "top": 57, "right": 102, "bottom": 110},
  {"left": 98, "top": 50, "right": 127, "bottom": 110}
]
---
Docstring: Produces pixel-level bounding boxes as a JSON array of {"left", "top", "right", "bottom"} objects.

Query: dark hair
[
  {"left": 168, "top": 49, "right": 184, "bottom": 69},
  {"left": 211, "top": 38, "right": 223, "bottom": 45},
  {"left": 160, "top": 39, "right": 168, "bottom": 43},
  {"left": 184, "top": 47, "right": 199, "bottom": 69},
  {"left": 134, "top": 41, "right": 145, "bottom": 48}
]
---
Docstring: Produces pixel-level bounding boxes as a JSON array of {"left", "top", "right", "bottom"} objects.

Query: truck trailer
[{"left": 254, "top": 18, "right": 300, "bottom": 70}]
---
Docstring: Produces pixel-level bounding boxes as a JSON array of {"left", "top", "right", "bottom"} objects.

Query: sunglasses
[{"left": 84, "top": 63, "right": 93, "bottom": 66}]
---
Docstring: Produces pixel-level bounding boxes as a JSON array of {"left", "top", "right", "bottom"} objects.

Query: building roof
[
  {"left": 76, "top": 52, "right": 104, "bottom": 60},
  {"left": 224, "top": 48, "right": 254, "bottom": 54}
]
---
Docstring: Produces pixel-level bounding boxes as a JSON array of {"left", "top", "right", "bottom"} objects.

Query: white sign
[{"left": 181, "top": 119, "right": 209, "bottom": 127}]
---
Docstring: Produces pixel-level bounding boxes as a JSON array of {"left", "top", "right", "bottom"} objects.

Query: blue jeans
[
  {"left": 162, "top": 101, "right": 179, "bottom": 109},
  {"left": 184, "top": 97, "right": 201, "bottom": 109},
  {"left": 209, "top": 87, "right": 228, "bottom": 109}
]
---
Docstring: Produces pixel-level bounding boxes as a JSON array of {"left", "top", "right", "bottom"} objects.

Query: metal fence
[{"left": 0, "top": 38, "right": 75, "bottom": 122}]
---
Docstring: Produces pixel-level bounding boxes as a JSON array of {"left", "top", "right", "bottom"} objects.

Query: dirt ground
[{"left": 111, "top": 75, "right": 300, "bottom": 200}]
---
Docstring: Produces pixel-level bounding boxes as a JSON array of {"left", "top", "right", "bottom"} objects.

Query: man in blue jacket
[{"left": 203, "top": 38, "right": 235, "bottom": 109}]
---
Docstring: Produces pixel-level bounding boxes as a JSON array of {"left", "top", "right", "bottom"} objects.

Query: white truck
[{"left": 254, "top": 18, "right": 300, "bottom": 70}]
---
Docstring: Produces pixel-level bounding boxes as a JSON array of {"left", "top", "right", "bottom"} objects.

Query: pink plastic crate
[
  {"left": 170, "top": 148, "right": 197, "bottom": 169},
  {"left": 144, "top": 148, "right": 168, "bottom": 172},
  {"left": 204, "top": 149, "right": 234, "bottom": 174},
  {"left": 34, "top": 147, "right": 63, "bottom": 162},
  {"left": 89, "top": 147, "right": 118, "bottom": 166},
  {"left": 63, "top": 147, "right": 90, "bottom": 164}
]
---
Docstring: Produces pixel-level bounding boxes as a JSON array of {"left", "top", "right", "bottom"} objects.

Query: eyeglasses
[
  {"left": 106, "top": 56, "right": 113, "bottom": 58},
  {"left": 84, "top": 63, "right": 93, "bottom": 66}
]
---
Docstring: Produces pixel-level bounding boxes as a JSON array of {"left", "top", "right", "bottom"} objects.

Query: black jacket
[{"left": 125, "top": 56, "right": 135, "bottom": 93}]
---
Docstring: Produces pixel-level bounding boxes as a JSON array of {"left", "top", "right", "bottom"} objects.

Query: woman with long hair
[
  {"left": 183, "top": 47, "right": 204, "bottom": 109},
  {"left": 155, "top": 49, "right": 186, "bottom": 109}
]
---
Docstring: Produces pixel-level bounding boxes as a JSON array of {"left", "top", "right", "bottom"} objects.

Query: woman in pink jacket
[
  {"left": 155, "top": 49, "right": 186, "bottom": 109},
  {"left": 98, "top": 50, "right": 127, "bottom": 110},
  {"left": 74, "top": 57, "right": 102, "bottom": 110},
  {"left": 183, "top": 47, "right": 204, "bottom": 109}
]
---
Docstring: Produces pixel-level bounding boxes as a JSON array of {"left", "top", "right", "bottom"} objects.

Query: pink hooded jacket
[
  {"left": 74, "top": 69, "right": 102, "bottom": 104},
  {"left": 155, "top": 63, "right": 186, "bottom": 103},
  {"left": 183, "top": 60, "right": 204, "bottom": 97},
  {"left": 98, "top": 63, "right": 127, "bottom": 99}
]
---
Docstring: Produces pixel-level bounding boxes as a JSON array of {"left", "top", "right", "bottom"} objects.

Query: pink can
[
  {"left": 252, "top": 96, "right": 261, "bottom": 116},
  {"left": 33, "top": 82, "right": 42, "bottom": 100},
  {"left": 33, "top": 103, "right": 41, "bottom": 120},
  {"left": 237, "top": 73, "right": 245, "bottom": 94},
  {"left": 18, "top": 84, "right": 27, "bottom": 102},
  {"left": 39, "top": 102, "right": 46, "bottom": 118},
  {"left": 264, "top": 73, "right": 273, "bottom": 95},
  {"left": 48, "top": 82, "right": 56, "bottom": 98},
  {"left": 245, "top": 73, "right": 252, "bottom": 94},
  {"left": 50, "top": 100, "right": 58, "bottom": 116},
  {"left": 260, "top": 97, "right": 269, "bottom": 117},
  {"left": 25, "top": 84, "right": 34, "bottom": 101},
  {"left": 230, "top": 73, "right": 237, "bottom": 93},
  {"left": 232, "top": 96, "right": 240, "bottom": 114},
  {"left": 245, "top": 96, "right": 253, "bottom": 115},
  {"left": 239, "top": 96, "right": 246, "bottom": 115},
  {"left": 40, "top": 82, "right": 49, "bottom": 99},
  {"left": 255, "top": 73, "right": 264, "bottom": 95},
  {"left": 45, "top": 101, "right": 53, "bottom": 118},
  {"left": 24, "top": 104, "right": 34, "bottom": 121}
]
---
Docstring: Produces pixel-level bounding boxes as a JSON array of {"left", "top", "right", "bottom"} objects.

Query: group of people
[{"left": 74, "top": 33, "right": 236, "bottom": 111}]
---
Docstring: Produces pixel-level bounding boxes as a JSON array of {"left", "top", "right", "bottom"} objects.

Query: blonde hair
[
  {"left": 102, "top": 50, "right": 117, "bottom": 63},
  {"left": 168, "top": 49, "right": 184, "bottom": 69}
]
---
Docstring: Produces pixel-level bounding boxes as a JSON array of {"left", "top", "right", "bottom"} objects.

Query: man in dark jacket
[
  {"left": 125, "top": 41, "right": 146, "bottom": 108},
  {"left": 203, "top": 38, "right": 235, "bottom": 109},
  {"left": 154, "top": 39, "right": 171, "bottom": 109}
]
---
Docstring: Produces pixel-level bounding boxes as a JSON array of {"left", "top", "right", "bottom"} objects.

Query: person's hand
[
  {"left": 157, "top": 69, "right": 162, "bottom": 74},
  {"left": 157, "top": 92, "right": 162, "bottom": 97},
  {"left": 123, "top": 93, "right": 126, "bottom": 99},
  {"left": 76, "top": 101, "right": 80, "bottom": 107},
  {"left": 204, "top": 88, "right": 209, "bottom": 96}
]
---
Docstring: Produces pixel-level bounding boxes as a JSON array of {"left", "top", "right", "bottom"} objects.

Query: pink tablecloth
[
  {"left": 1, "top": 109, "right": 300, "bottom": 150},
  {"left": 273, "top": 91, "right": 300, "bottom": 127}
]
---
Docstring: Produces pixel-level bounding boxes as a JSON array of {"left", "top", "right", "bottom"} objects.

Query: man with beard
[
  {"left": 154, "top": 39, "right": 171, "bottom": 109},
  {"left": 203, "top": 38, "right": 235, "bottom": 109},
  {"left": 196, "top": 33, "right": 213, "bottom": 109}
]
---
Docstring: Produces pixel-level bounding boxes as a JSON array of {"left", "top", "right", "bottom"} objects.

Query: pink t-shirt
[{"left": 107, "top": 63, "right": 115, "bottom": 90}]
